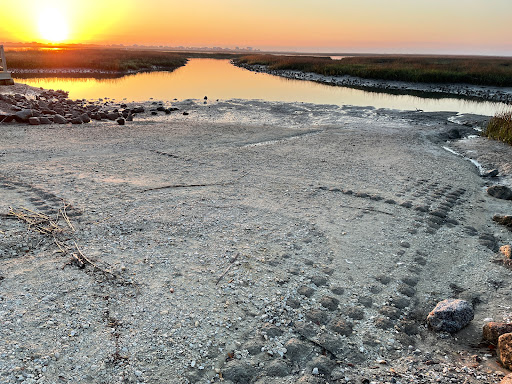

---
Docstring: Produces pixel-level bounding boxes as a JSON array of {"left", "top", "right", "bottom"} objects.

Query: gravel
[{"left": 0, "top": 84, "right": 511, "bottom": 383}]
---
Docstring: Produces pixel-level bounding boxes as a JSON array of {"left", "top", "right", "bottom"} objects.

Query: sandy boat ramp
[{"left": 1, "top": 86, "right": 512, "bottom": 383}]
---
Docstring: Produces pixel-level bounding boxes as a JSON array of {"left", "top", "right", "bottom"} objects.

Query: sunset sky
[{"left": 1, "top": 0, "right": 511, "bottom": 55}]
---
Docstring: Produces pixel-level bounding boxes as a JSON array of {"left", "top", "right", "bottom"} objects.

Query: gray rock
[
  {"left": 358, "top": 296, "right": 373, "bottom": 307},
  {"left": 398, "top": 284, "right": 416, "bottom": 297},
  {"left": 493, "top": 215, "right": 512, "bottom": 230},
  {"left": 261, "top": 323, "right": 283, "bottom": 338},
  {"left": 28, "top": 117, "right": 40, "bottom": 125},
  {"left": 295, "top": 322, "right": 317, "bottom": 339},
  {"left": 243, "top": 339, "right": 264, "bottom": 356},
  {"left": 392, "top": 296, "right": 411, "bottom": 309},
  {"left": 400, "top": 240, "right": 411, "bottom": 248},
  {"left": 482, "top": 169, "right": 499, "bottom": 178},
  {"left": 222, "top": 361, "right": 256, "bottom": 384},
  {"left": 316, "top": 333, "right": 345, "bottom": 357},
  {"left": 298, "top": 285, "right": 315, "bottom": 297},
  {"left": 265, "top": 360, "right": 290, "bottom": 377},
  {"left": 71, "top": 117, "right": 83, "bottom": 124},
  {"left": 286, "top": 298, "right": 301, "bottom": 309},
  {"left": 379, "top": 305, "right": 401, "bottom": 320},
  {"left": 345, "top": 306, "right": 364, "bottom": 320},
  {"left": 14, "top": 109, "right": 34, "bottom": 122},
  {"left": 297, "top": 375, "right": 325, "bottom": 384},
  {"left": 487, "top": 185, "right": 512, "bottom": 200},
  {"left": 80, "top": 113, "right": 91, "bottom": 123},
  {"left": 307, "top": 355, "right": 335, "bottom": 376},
  {"left": 39, "top": 117, "right": 52, "bottom": 124},
  {"left": 284, "top": 338, "right": 312, "bottom": 362},
  {"left": 375, "top": 275, "right": 391, "bottom": 285},
  {"left": 374, "top": 317, "right": 394, "bottom": 329},
  {"left": 402, "top": 276, "right": 419, "bottom": 287},
  {"left": 330, "top": 286, "right": 345, "bottom": 295},
  {"left": 328, "top": 317, "right": 353, "bottom": 336},
  {"left": 306, "top": 309, "right": 329, "bottom": 325},
  {"left": 107, "top": 112, "right": 120, "bottom": 120},
  {"left": 53, "top": 114, "right": 68, "bottom": 124},
  {"left": 310, "top": 275, "right": 328, "bottom": 287},
  {"left": 427, "top": 299, "right": 474, "bottom": 333},
  {"left": 319, "top": 296, "right": 339, "bottom": 311}
]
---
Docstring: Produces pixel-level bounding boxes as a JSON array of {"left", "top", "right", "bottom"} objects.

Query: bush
[{"left": 485, "top": 110, "right": 512, "bottom": 145}]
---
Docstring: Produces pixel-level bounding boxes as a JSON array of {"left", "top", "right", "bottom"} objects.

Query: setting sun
[{"left": 38, "top": 8, "right": 69, "bottom": 43}]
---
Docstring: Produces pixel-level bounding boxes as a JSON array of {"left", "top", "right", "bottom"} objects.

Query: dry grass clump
[
  {"left": 484, "top": 110, "right": 512, "bottom": 145},
  {"left": 236, "top": 54, "right": 512, "bottom": 87}
]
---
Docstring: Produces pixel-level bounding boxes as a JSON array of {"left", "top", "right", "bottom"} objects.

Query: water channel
[{"left": 17, "top": 58, "right": 508, "bottom": 116}]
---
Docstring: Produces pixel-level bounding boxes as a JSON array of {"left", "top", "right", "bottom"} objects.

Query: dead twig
[
  {"left": 73, "top": 241, "right": 117, "bottom": 279},
  {"left": 59, "top": 204, "right": 75, "bottom": 232},
  {"left": 7, "top": 206, "right": 64, "bottom": 235},
  {"left": 7, "top": 205, "right": 133, "bottom": 285},
  {"left": 216, "top": 253, "right": 240, "bottom": 285}
]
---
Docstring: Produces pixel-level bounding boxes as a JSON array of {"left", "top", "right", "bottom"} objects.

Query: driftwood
[{"left": 6, "top": 205, "right": 131, "bottom": 284}]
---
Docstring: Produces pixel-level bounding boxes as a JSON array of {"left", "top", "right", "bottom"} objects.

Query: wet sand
[{"left": 1, "top": 88, "right": 512, "bottom": 383}]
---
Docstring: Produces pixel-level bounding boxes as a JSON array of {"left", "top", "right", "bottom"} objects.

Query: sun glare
[{"left": 38, "top": 8, "right": 69, "bottom": 43}]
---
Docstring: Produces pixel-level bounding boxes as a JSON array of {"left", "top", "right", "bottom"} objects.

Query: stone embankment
[{"left": 234, "top": 62, "right": 512, "bottom": 104}]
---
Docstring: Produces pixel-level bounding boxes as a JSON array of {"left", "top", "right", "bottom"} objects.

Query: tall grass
[
  {"left": 236, "top": 54, "right": 512, "bottom": 87},
  {"left": 485, "top": 110, "right": 512, "bottom": 145},
  {"left": 5, "top": 48, "right": 188, "bottom": 73}
]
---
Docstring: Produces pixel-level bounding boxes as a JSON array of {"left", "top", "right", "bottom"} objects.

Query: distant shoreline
[{"left": 10, "top": 66, "right": 176, "bottom": 79}]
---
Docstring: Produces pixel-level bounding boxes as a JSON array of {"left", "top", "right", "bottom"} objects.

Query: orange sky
[{"left": 1, "top": 0, "right": 511, "bottom": 55}]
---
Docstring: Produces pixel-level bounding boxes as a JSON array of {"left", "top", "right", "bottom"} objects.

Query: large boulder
[
  {"left": 498, "top": 333, "right": 512, "bottom": 370},
  {"left": 483, "top": 322, "right": 512, "bottom": 345},
  {"left": 488, "top": 185, "right": 512, "bottom": 200},
  {"left": 80, "top": 113, "right": 91, "bottom": 123},
  {"left": 426, "top": 299, "right": 474, "bottom": 333},
  {"left": 53, "top": 114, "right": 68, "bottom": 124},
  {"left": 494, "top": 215, "right": 512, "bottom": 230},
  {"left": 28, "top": 117, "right": 40, "bottom": 125},
  {"left": 14, "top": 109, "right": 35, "bottom": 122}
]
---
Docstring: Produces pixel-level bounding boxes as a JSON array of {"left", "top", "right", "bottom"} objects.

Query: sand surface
[{"left": 1, "top": 92, "right": 512, "bottom": 383}]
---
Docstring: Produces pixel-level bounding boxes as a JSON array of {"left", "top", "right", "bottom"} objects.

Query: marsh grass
[
  {"left": 485, "top": 110, "right": 512, "bottom": 145},
  {"left": 6, "top": 48, "right": 188, "bottom": 73},
  {"left": 236, "top": 54, "right": 512, "bottom": 87}
]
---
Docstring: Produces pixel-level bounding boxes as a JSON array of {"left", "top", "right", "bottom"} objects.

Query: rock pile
[{"left": 0, "top": 90, "right": 181, "bottom": 125}]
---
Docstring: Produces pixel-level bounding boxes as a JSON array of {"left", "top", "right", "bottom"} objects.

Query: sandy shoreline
[{"left": 1, "top": 85, "right": 512, "bottom": 383}]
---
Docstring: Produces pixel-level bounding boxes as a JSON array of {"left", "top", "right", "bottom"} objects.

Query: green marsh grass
[
  {"left": 236, "top": 55, "right": 512, "bottom": 87},
  {"left": 485, "top": 110, "right": 512, "bottom": 145}
]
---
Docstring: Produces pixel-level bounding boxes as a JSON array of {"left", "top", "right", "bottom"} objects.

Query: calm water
[{"left": 18, "top": 58, "right": 507, "bottom": 115}]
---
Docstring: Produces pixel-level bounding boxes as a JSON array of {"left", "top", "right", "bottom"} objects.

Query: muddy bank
[
  {"left": 1, "top": 88, "right": 512, "bottom": 383},
  {"left": 234, "top": 62, "right": 512, "bottom": 105}
]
